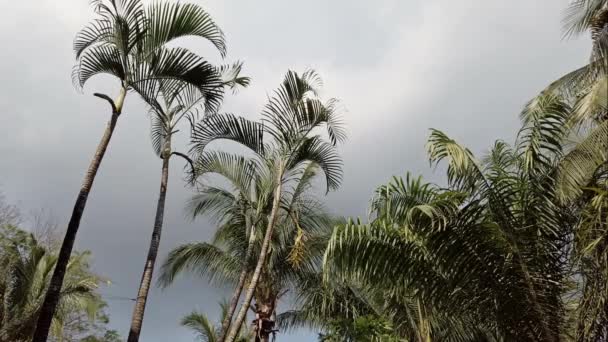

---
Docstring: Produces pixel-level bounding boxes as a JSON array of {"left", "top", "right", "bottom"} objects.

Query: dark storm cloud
[{"left": 0, "top": 0, "right": 590, "bottom": 340}]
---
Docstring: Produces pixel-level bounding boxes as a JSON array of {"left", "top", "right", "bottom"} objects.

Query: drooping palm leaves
[{"left": 323, "top": 120, "right": 576, "bottom": 340}]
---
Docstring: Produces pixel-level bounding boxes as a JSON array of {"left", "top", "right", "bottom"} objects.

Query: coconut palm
[
  {"left": 188, "top": 69, "right": 345, "bottom": 342},
  {"left": 159, "top": 161, "right": 332, "bottom": 342},
  {"left": 127, "top": 47, "right": 249, "bottom": 342},
  {"left": 323, "top": 117, "right": 576, "bottom": 340},
  {"left": 34, "top": 0, "right": 230, "bottom": 339},
  {"left": 0, "top": 227, "right": 102, "bottom": 342}
]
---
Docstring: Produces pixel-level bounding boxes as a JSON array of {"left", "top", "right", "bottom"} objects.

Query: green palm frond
[
  {"left": 190, "top": 114, "right": 266, "bottom": 156},
  {"left": 286, "top": 137, "right": 343, "bottom": 193},
  {"left": 570, "top": 74, "right": 608, "bottom": 126},
  {"left": 427, "top": 129, "right": 484, "bottom": 192},
  {"left": 74, "top": 0, "right": 228, "bottom": 116},
  {"left": 517, "top": 94, "right": 571, "bottom": 172},
  {"left": 146, "top": 1, "right": 226, "bottom": 57},
  {"left": 262, "top": 70, "right": 345, "bottom": 148},
  {"left": 181, "top": 311, "right": 218, "bottom": 342},
  {"left": 73, "top": 45, "right": 125, "bottom": 89},
  {"left": 557, "top": 120, "right": 608, "bottom": 201},
  {"left": 192, "top": 151, "right": 258, "bottom": 196},
  {"left": 158, "top": 242, "right": 241, "bottom": 288},
  {"left": 186, "top": 186, "right": 238, "bottom": 224},
  {"left": 563, "top": 0, "right": 608, "bottom": 38}
]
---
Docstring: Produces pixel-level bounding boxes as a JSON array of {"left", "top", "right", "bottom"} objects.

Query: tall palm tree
[
  {"left": 34, "top": 0, "right": 229, "bottom": 339},
  {"left": 125, "top": 13, "right": 250, "bottom": 342},
  {"left": 159, "top": 161, "right": 332, "bottom": 342},
  {"left": 189, "top": 69, "right": 346, "bottom": 342},
  {"left": 323, "top": 112, "right": 576, "bottom": 340},
  {"left": 0, "top": 227, "right": 102, "bottom": 342}
]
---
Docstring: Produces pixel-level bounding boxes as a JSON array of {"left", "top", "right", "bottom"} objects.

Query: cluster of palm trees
[{"left": 9, "top": 0, "right": 607, "bottom": 341}]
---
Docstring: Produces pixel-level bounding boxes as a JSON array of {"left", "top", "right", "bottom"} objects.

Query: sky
[{"left": 0, "top": 0, "right": 591, "bottom": 341}]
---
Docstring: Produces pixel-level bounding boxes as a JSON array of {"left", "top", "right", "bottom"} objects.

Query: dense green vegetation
[
  {"left": 0, "top": 198, "right": 120, "bottom": 342},
  {"left": 0, "top": 0, "right": 605, "bottom": 341}
]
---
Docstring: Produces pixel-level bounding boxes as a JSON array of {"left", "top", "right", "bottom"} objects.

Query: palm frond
[
  {"left": 557, "top": 120, "right": 608, "bottom": 201},
  {"left": 181, "top": 311, "right": 218, "bottom": 342},
  {"left": 517, "top": 94, "right": 570, "bottom": 172},
  {"left": 190, "top": 113, "right": 265, "bottom": 156},
  {"left": 186, "top": 186, "right": 238, "bottom": 223},
  {"left": 562, "top": 0, "right": 608, "bottom": 38},
  {"left": 146, "top": 1, "right": 226, "bottom": 57},
  {"left": 286, "top": 137, "right": 343, "bottom": 193},
  {"left": 157, "top": 242, "right": 241, "bottom": 288},
  {"left": 192, "top": 151, "right": 258, "bottom": 197}
]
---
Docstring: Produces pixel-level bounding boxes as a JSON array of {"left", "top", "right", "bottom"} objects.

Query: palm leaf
[
  {"left": 158, "top": 243, "right": 241, "bottom": 288},
  {"left": 146, "top": 1, "right": 226, "bottom": 57},
  {"left": 190, "top": 113, "right": 265, "bottom": 156},
  {"left": 557, "top": 120, "right": 608, "bottom": 201}
]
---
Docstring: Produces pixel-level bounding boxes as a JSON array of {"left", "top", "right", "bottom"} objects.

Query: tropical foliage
[
  {"left": 13, "top": 0, "right": 607, "bottom": 341},
  {"left": 159, "top": 161, "right": 333, "bottom": 341},
  {"left": 35, "top": 0, "right": 243, "bottom": 339},
  {"left": 0, "top": 199, "right": 119, "bottom": 342},
  {"left": 125, "top": 4, "right": 249, "bottom": 341}
]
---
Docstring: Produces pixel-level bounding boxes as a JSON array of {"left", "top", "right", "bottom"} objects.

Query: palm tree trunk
[
  {"left": 218, "top": 223, "right": 256, "bottom": 342},
  {"left": 225, "top": 165, "right": 284, "bottom": 342},
  {"left": 127, "top": 145, "right": 171, "bottom": 342},
  {"left": 32, "top": 88, "right": 126, "bottom": 342}
]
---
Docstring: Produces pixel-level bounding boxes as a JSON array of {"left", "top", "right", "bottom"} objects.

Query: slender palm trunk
[
  {"left": 218, "top": 223, "right": 256, "bottom": 342},
  {"left": 127, "top": 142, "right": 171, "bottom": 342},
  {"left": 225, "top": 165, "right": 284, "bottom": 342},
  {"left": 32, "top": 88, "right": 126, "bottom": 342}
]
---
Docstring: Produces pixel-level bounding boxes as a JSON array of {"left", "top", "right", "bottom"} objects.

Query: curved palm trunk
[
  {"left": 127, "top": 146, "right": 171, "bottom": 342},
  {"left": 225, "top": 166, "right": 284, "bottom": 342},
  {"left": 218, "top": 223, "right": 256, "bottom": 342},
  {"left": 32, "top": 89, "right": 126, "bottom": 342}
]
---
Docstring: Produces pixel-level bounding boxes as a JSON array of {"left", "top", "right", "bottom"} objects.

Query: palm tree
[
  {"left": 181, "top": 302, "right": 252, "bottom": 342},
  {"left": 323, "top": 115, "right": 576, "bottom": 340},
  {"left": 125, "top": 13, "right": 250, "bottom": 342},
  {"left": 0, "top": 226, "right": 102, "bottom": 342},
  {"left": 188, "top": 69, "right": 345, "bottom": 342},
  {"left": 159, "top": 161, "right": 332, "bottom": 342},
  {"left": 34, "top": 0, "right": 230, "bottom": 339},
  {"left": 527, "top": 2, "right": 608, "bottom": 338}
]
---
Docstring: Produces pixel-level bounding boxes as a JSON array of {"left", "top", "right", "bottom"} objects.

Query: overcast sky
[{"left": 0, "top": 0, "right": 591, "bottom": 341}]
